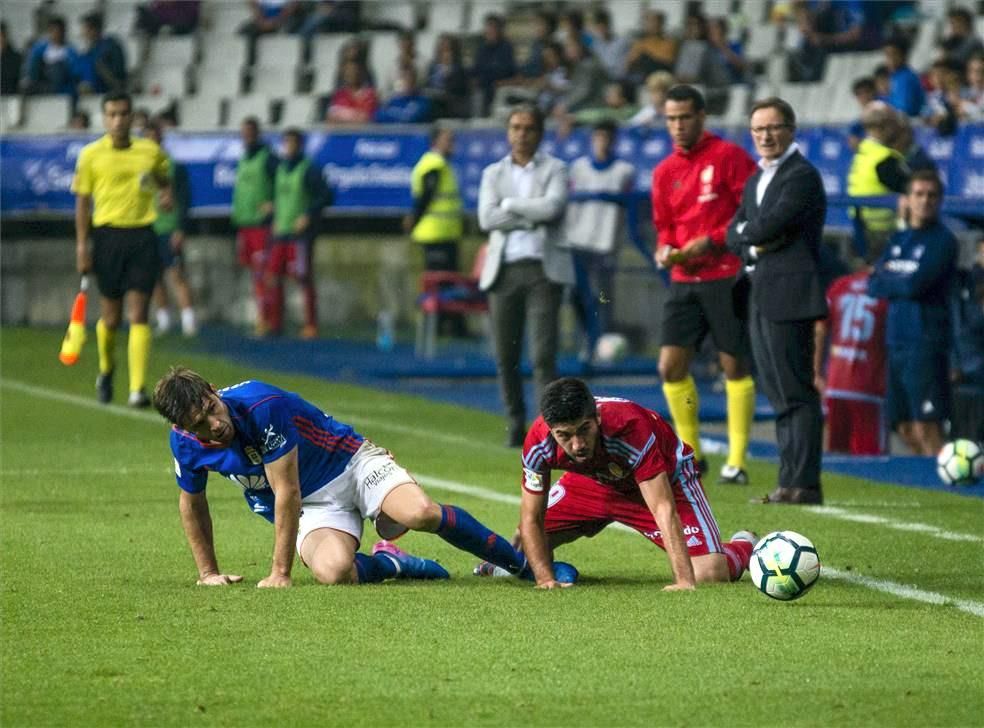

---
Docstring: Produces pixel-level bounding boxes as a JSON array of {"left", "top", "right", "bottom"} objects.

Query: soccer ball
[
  {"left": 594, "top": 333, "right": 628, "bottom": 363},
  {"left": 936, "top": 439, "right": 984, "bottom": 486},
  {"left": 749, "top": 531, "right": 821, "bottom": 601}
]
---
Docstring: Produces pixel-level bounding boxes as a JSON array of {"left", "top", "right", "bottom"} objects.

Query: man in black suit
[{"left": 726, "top": 97, "right": 828, "bottom": 505}]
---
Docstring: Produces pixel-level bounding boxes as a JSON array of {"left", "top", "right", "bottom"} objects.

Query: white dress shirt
[
  {"left": 756, "top": 141, "right": 800, "bottom": 206},
  {"left": 502, "top": 158, "right": 546, "bottom": 263}
]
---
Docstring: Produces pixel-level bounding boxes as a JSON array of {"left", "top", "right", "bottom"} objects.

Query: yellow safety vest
[
  {"left": 847, "top": 137, "right": 904, "bottom": 233},
  {"left": 410, "top": 151, "right": 463, "bottom": 243}
]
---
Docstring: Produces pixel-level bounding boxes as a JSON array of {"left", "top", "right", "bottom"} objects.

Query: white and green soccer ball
[
  {"left": 594, "top": 332, "right": 628, "bottom": 364},
  {"left": 749, "top": 531, "right": 821, "bottom": 601},
  {"left": 936, "top": 439, "right": 984, "bottom": 486}
]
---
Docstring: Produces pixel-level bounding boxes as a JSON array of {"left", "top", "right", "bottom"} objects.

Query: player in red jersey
[
  {"left": 651, "top": 85, "right": 759, "bottom": 485},
  {"left": 814, "top": 270, "right": 889, "bottom": 454},
  {"left": 516, "top": 377, "right": 755, "bottom": 590}
]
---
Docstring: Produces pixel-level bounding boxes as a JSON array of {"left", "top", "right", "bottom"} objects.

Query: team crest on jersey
[
  {"left": 244, "top": 446, "right": 262, "bottom": 465},
  {"left": 261, "top": 424, "right": 287, "bottom": 453},
  {"left": 607, "top": 462, "right": 626, "bottom": 478},
  {"left": 523, "top": 468, "right": 544, "bottom": 492},
  {"left": 547, "top": 484, "right": 566, "bottom": 508},
  {"left": 698, "top": 164, "right": 718, "bottom": 203}
]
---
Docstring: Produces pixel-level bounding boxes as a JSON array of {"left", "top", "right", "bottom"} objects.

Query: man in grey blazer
[
  {"left": 726, "top": 97, "right": 828, "bottom": 505},
  {"left": 478, "top": 104, "right": 575, "bottom": 447}
]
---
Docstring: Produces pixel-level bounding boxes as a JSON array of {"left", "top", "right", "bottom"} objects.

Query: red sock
[
  {"left": 722, "top": 540, "right": 753, "bottom": 581},
  {"left": 265, "top": 281, "right": 284, "bottom": 333}
]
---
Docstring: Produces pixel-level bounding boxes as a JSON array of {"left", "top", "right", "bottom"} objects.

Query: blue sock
[
  {"left": 436, "top": 505, "right": 526, "bottom": 574},
  {"left": 353, "top": 552, "right": 398, "bottom": 583}
]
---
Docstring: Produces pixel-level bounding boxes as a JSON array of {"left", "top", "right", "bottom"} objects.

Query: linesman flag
[{"left": 58, "top": 275, "right": 89, "bottom": 366}]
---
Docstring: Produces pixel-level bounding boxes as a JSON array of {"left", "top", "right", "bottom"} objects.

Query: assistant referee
[{"left": 73, "top": 91, "right": 172, "bottom": 407}]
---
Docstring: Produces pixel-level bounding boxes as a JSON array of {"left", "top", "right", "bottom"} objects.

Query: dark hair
[
  {"left": 616, "top": 79, "right": 637, "bottom": 104},
  {"left": 749, "top": 96, "right": 796, "bottom": 126},
  {"left": 534, "top": 10, "right": 557, "bottom": 35},
  {"left": 484, "top": 14, "right": 505, "bottom": 31},
  {"left": 852, "top": 76, "right": 876, "bottom": 94},
  {"left": 153, "top": 367, "right": 215, "bottom": 426},
  {"left": 561, "top": 9, "right": 584, "bottom": 32},
  {"left": 81, "top": 12, "right": 103, "bottom": 32},
  {"left": 429, "top": 125, "right": 452, "bottom": 144},
  {"left": 283, "top": 127, "right": 305, "bottom": 145},
  {"left": 947, "top": 7, "right": 973, "bottom": 26},
  {"left": 873, "top": 64, "right": 890, "bottom": 78},
  {"left": 591, "top": 8, "right": 612, "bottom": 27},
  {"left": 665, "top": 84, "right": 706, "bottom": 112},
  {"left": 101, "top": 91, "right": 132, "bottom": 112},
  {"left": 48, "top": 16, "right": 66, "bottom": 34},
  {"left": 593, "top": 118, "right": 618, "bottom": 137},
  {"left": 541, "top": 378, "right": 597, "bottom": 426},
  {"left": 883, "top": 37, "right": 910, "bottom": 57},
  {"left": 1, "top": 21, "right": 8, "bottom": 36},
  {"left": 241, "top": 115, "right": 261, "bottom": 130},
  {"left": 506, "top": 103, "right": 545, "bottom": 134},
  {"left": 907, "top": 169, "right": 944, "bottom": 195}
]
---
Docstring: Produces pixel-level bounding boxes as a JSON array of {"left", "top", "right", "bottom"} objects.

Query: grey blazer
[{"left": 477, "top": 152, "right": 575, "bottom": 291}]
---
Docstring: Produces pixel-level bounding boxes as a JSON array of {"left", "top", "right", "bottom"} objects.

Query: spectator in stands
[
  {"left": 552, "top": 36, "right": 608, "bottom": 117},
  {"left": 266, "top": 128, "right": 332, "bottom": 339},
  {"left": 472, "top": 14, "right": 516, "bottom": 117},
  {"left": 333, "top": 37, "right": 374, "bottom": 87},
  {"left": 868, "top": 171, "right": 958, "bottom": 456},
  {"left": 325, "top": 59, "right": 378, "bottom": 124},
  {"left": 297, "top": 1, "right": 360, "bottom": 39},
  {"left": 532, "top": 41, "right": 571, "bottom": 115},
  {"left": 959, "top": 52, "right": 984, "bottom": 121},
  {"left": 628, "top": 70, "right": 674, "bottom": 127},
  {"left": 375, "top": 68, "right": 432, "bottom": 124},
  {"left": 68, "top": 109, "right": 90, "bottom": 129},
  {"left": 949, "top": 236, "right": 984, "bottom": 442},
  {"left": 240, "top": 0, "right": 303, "bottom": 38},
  {"left": 785, "top": 1, "right": 826, "bottom": 83},
  {"left": 923, "top": 59, "right": 963, "bottom": 136},
  {"left": 564, "top": 119, "right": 635, "bottom": 362},
  {"left": 625, "top": 11, "right": 678, "bottom": 84},
  {"left": 145, "top": 120, "right": 196, "bottom": 338},
  {"left": 891, "top": 113, "right": 936, "bottom": 177},
  {"left": 232, "top": 117, "right": 279, "bottom": 336},
  {"left": 477, "top": 104, "right": 573, "bottom": 447},
  {"left": 873, "top": 64, "right": 891, "bottom": 99},
  {"left": 23, "top": 16, "right": 78, "bottom": 96},
  {"left": 0, "top": 22, "right": 23, "bottom": 95},
  {"left": 847, "top": 76, "right": 878, "bottom": 150},
  {"left": 520, "top": 10, "right": 556, "bottom": 79},
  {"left": 571, "top": 80, "right": 638, "bottom": 125},
  {"left": 378, "top": 30, "right": 418, "bottom": 99},
  {"left": 557, "top": 9, "right": 592, "bottom": 50},
  {"left": 941, "top": 6, "right": 983, "bottom": 69},
  {"left": 674, "top": 14, "right": 730, "bottom": 91},
  {"left": 589, "top": 8, "right": 629, "bottom": 80},
  {"left": 423, "top": 34, "right": 469, "bottom": 119},
  {"left": 883, "top": 37, "right": 925, "bottom": 116},
  {"left": 847, "top": 102, "right": 908, "bottom": 260},
  {"left": 132, "top": 107, "right": 151, "bottom": 136},
  {"left": 135, "top": 1, "right": 201, "bottom": 36},
  {"left": 75, "top": 13, "right": 127, "bottom": 96},
  {"left": 707, "top": 17, "right": 747, "bottom": 84}
]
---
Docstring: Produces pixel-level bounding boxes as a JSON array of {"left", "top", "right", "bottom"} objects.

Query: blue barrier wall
[{"left": 2, "top": 123, "right": 982, "bottom": 222}]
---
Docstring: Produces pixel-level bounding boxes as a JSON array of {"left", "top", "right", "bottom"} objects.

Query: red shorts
[
  {"left": 824, "top": 397, "right": 886, "bottom": 455},
  {"left": 546, "top": 466, "right": 723, "bottom": 556},
  {"left": 237, "top": 226, "right": 269, "bottom": 270},
  {"left": 265, "top": 238, "right": 311, "bottom": 280}
]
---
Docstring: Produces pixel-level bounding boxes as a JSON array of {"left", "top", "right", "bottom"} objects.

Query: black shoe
[
  {"left": 96, "top": 371, "right": 114, "bottom": 404},
  {"left": 127, "top": 389, "right": 151, "bottom": 408},
  {"left": 718, "top": 465, "right": 749, "bottom": 485},
  {"left": 752, "top": 487, "right": 823, "bottom": 505},
  {"left": 505, "top": 421, "right": 526, "bottom": 448}
]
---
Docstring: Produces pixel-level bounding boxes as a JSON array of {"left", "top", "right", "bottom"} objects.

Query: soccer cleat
[
  {"left": 474, "top": 559, "right": 576, "bottom": 584},
  {"left": 127, "top": 389, "right": 151, "bottom": 408},
  {"left": 95, "top": 371, "right": 114, "bottom": 404},
  {"left": 729, "top": 530, "right": 759, "bottom": 547},
  {"left": 473, "top": 560, "right": 513, "bottom": 577},
  {"left": 371, "top": 540, "right": 449, "bottom": 580},
  {"left": 718, "top": 464, "right": 749, "bottom": 485}
]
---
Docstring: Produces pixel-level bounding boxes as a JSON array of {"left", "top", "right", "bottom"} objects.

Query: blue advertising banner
[{"left": 2, "top": 124, "right": 982, "bottom": 220}]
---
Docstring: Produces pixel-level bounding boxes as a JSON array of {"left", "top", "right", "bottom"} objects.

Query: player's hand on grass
[
  {"left": 257, "top": 574, "right": 292, "bottom": 589},
  {"left": 535, "top": 579, "right": 574, "bottom": 590},
  {"left": 196, "top": 572, "right": 244, "bottom": 586},
  {"left": 662, "top": 582, "right": 696, "bottom": 592}
]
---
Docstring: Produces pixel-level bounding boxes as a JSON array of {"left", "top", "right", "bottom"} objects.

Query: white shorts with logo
[{"left": 296, "top": 440, "right": 413, "bottom": 552}]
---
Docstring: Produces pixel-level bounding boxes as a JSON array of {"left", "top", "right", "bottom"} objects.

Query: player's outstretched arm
[
  {"left": 638, "top": 473, "right": 696, "bottom": 591},
  {"left": 519, "top": 482, "right": 570, "bottom": 589},
  {"left": 258, "top": 447, "right": 302, "bottom": 589},
  {"left": 178, "top": 490, "right": 243, "bottom": 586}
]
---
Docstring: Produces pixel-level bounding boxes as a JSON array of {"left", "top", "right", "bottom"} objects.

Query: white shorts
[{"left": 296, "top": 440, "right": 413, "bottom": 552}]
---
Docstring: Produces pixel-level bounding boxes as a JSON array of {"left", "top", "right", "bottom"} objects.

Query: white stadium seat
[
  {"left": 249, "top": 64, "right": 301, "bottom": 96},
  {"left": 608, "top": 0, "right": 644, "bottom": 35},
  {"left": 467, "top": 1, "right": 511, "bottom": 34},
  {"left": 178, "top": 96, "right": 223, "bottom": 130},
  {"left": 195, "top": 64, "right": 246, "bottom": 98},
  {"left": 199, "top": 33, "right": 249, "bottom": 70},
  {"left": 424, "top": 0, "right": 466, "bottom": 33},
  {"left": 1, "top": 96, "right": 23, "bottom": 131},
  {"left": 279, "top": 96, "right": 318, "bottom": 127},
  {"left": 146, "top": 36, "right": 197, "bottom": 67},
  {"left": 649, "top": 0, "right": 687, "bottom": 33},
  {"left": 254, "top": 35, "right": 303, "bottom": 69},
  {"left": 142, "top": 65, "right": 189, "bottom": 97},
  {"left": 225, "top": 95, "right": 276, "bottom": 128},
  {"left": 363, "top": 2, "right": 417, "bottom": 30},
  {"left": 203, "top": 0, "right": 253, "bottom": 34},
  {"left": 21, "top": 95, "right": 72, "bottom": 133},
  {"left": 131, "top": 93, "right": 179, "bottom": 116},
  {"left": 824, "top": 52, "right": 882, "bottom": 86},
  {"left": 308, "top": 34, "right": 352, "bottom": 94}
]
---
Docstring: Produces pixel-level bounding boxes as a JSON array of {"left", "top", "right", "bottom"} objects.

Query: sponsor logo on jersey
[
  {"left": 547, "top": 484, "right": 566, "bottom": 508},
  {"left": 697, "top": 164, "right": 718, "bottom": 203},
  {"left": 686, "top": 535, "right": 703, "bottom": 548},
  {"left": 244, "top": 446, "right": 262, "bottom": 465},
  {"left": 523, "top": 468, "right": 544, "bottom": 492},
  {"left": 364, "top": 460, "right": 398, "bottom": 490},
  {"left": 261, "top": 424, "right": 287, "bottom": 454},
  {"left": 229, "top": 473, "right": 269, "bottom": 491}
]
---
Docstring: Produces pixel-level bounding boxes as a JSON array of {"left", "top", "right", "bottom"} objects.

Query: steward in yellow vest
[{"left": 407, "top": 129, "right": 463, "bottom": 258}]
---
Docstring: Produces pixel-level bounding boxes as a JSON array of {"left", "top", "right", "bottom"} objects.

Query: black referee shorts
[
  {"left": 660, "top": 277, "right": 749, "bottom": 357},
  {"left": 91, "top": 226, "right": 162, "bottom": 300}
]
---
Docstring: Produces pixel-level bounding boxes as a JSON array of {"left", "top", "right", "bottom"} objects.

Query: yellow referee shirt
[{"left": 71, "top": 135, "right": 171, "bottom": 228}]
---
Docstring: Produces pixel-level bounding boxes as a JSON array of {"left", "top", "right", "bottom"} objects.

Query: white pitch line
[
  {"left": 6, "top": 379, "right": 984, "bottom": 617},
  {"left": 808, "top": 505, "right": 983, "bottom": 543}
]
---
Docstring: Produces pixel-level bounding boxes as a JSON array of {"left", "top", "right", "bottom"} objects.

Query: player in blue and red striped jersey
[
  {"left": 512, "top": 377, "right": 755, "bottom": 590},
  {"left": 153, "top": 367, "right": 527, "bottom": 588}
]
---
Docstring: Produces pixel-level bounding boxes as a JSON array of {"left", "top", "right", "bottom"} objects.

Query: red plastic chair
[{"left": 414, "top": 244, "right": 489, "bottom": 359}]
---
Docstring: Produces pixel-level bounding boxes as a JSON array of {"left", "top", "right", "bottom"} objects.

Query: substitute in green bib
[
  {"left": 266, "top": 127, "right": 332, "bottom": 339},
  {"left": 405, "top": 127, "right": 465, "bottom": 334}
]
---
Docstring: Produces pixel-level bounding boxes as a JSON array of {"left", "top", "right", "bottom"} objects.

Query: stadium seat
[
  {"left": 369, "top": 32, "right": 403, "bottom": 86},
  {"left": 177, "top": 96, "right": 222, "bottom": 129},
  {"left": 254, "top": 35, "right": 303, "bottom": 69},
  {"left": 199, "top": 33, "right": 249, "bottom": 71},
  {"left": 466, "top": 1, "right": 511, "bottom": 34},
  {"left": 414, "top": 29, "right": 442, "bottom": 65},
  {"left": 122, "top": 37, "right": 146, "bottom": 74},
  {"left": 203, "top": 0, "right": 253, "bottom": 33},
  {"left": 131, "top": 93, "right": 179, "bottom": 116},
  {"left": 308, "top": 34, "right": 353, "bottom": 95},
  {"left": 908, "top": 20, "right": 939, "bottom": 73},
  {"left": 720, "top": 84, "right": 752, "bottom": 126},
  {"left": 1, "top": 96, "right": 23, "bottom": 131},
  {"left": 824, "top": 52, "right": 882, "bottom": 86},
  {"left": 21, "top": 95, "right": 72, "bottom": 133},
  {"left": 424, "top": 0, "right": 466, "bottom": 33},
  {"left": 195, "top": 63, "right": 246, "bottom": 98},
  {"left": 363, "top": 2, "right": 418, "bottom": 31},
  {"left": 279, "top": 96, "right": 317, "bottom": 127},
  {"left": 415, "top": 244, "right": 489, "bottom": 360},
  {"left": 745, "top": 24, "right": 779, "bottom": 64},
  {"left": 224, "top": 95, "right": 276, "bottom": 128},
  {"left": 103, "top": 1, "right": 137, "bottom": 37},
  {"left": 141, "top": 66, "right": 189, "bottom": 97},
  {"left": 2, "top": 2, "right": 34, "bottom": 50},
  {"left": 249, "top": 64, "right": 302, "bottom": 96},
  {"left": 146, "top": 35, "right": 197, "bottom": 67},
  {"left": 649, "top": 0, "right": 687, "bottom": 33}
]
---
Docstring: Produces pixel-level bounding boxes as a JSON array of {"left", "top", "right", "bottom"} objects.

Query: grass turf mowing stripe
[
  {"left": 5, "top": 376, "right": 984, "bottom": 619},
  {"left": 808, "top": 505, "right": 983, "bottom": 543}
]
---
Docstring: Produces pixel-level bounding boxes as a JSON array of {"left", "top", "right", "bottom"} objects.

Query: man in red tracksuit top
[{"left": 651, "top": 84, "right": 758, "bottom": 486}]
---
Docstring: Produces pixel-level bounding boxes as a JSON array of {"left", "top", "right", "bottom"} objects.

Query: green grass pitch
[{"left": 2, "top": 328, "right": 982, "bottom": 726}]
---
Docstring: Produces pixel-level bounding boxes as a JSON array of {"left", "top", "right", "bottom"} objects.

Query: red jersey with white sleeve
[
  {"left": 824, "top": 271, "right": 888, "bottom": 399},
  {"left": 650, "top": 132, "right": 756, "bottom": 284}
]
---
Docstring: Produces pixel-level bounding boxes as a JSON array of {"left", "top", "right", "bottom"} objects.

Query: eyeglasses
[{"left": 750, "top": 124, "right": 791, "bottom": 136}]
